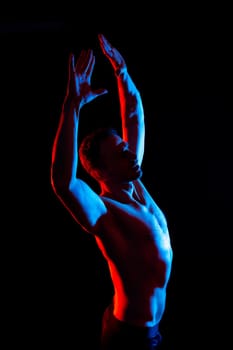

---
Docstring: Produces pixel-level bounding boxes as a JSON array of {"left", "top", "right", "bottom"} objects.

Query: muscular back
[{"left": 95, "top": 180, "right": 173, "bottom": 327}]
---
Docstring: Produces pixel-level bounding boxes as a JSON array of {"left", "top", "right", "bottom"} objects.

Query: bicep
[
  {"left": 123, "top": 117, "right": 145, "bottom": 165},
  {"left": 118, "top": 72, "right": 145, "bottom": 165},
  {"left": 57, "top": 178, "right": 107, "bottom": 234}
]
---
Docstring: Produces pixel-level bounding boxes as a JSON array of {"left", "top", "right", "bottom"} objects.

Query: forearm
[
  {"left": 116, "top": 69, "right": 144, "bottom": 119},
  {"left": 51, "top": 98, "right": 81, "bottom": 191}
]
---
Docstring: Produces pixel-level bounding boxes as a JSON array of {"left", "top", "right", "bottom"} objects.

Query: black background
[{"left": 1, "top": 5, "right": 232, "bottom": 348}]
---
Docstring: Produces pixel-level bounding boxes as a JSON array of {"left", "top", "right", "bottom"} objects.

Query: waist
[
  {"left": 113, "top": 289, "right": 166, "bottom": 327},
  {"left": 103, "top": 303, "right": 161, "bottom": 338}
]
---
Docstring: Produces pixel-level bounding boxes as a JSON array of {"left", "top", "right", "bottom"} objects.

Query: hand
[
  {"left": 98, "top": 34, "right": 127, "bottom": 74},
  {"left": 65, "top": 49, "right": 108, "bottom": 107}
]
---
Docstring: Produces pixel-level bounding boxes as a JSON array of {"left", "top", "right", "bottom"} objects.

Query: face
[{"left": 98, "top": 134, "right": 142, "bottom": 182}]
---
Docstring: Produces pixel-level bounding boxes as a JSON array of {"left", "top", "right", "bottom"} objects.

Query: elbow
[
  {"left": 50, "top": 170, "right": 62, "bottom": 197},
  {"left": 50, "top": 174, "right": 60, "bottom": 196},
  {"left": 50, "top": 166, "right": 71, "bottom": 198}
]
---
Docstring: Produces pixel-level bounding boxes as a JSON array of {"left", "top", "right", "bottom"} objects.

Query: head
[
  {"left": 79, "top": 127, "right": 142, "bottom": 183},
  {"left": 79, "top": 127, "right": 118, "bottom": 178}
]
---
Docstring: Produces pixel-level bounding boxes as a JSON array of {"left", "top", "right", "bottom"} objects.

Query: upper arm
[
  {"left": 122, "top": 93, "right": 145, "bottom": 165},
  {"left": 54, "top": 178, "right": 107, "bottom": 234},
  {"left": 119, "top": 81, "right": 145, "bottom": 166},
  {"left": 122, "top": 112, "right": 145, "bottom": 166}
]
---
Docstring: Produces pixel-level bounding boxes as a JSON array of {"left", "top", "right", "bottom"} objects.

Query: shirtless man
[{"left": 51, "top": 34, "right": 173, "bottom": 349}]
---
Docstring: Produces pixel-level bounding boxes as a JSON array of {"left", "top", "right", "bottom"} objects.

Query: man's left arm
[
  {"left": 98, "top": 34, "right": 145, "bottom": 165},
  {"left": 115, "top": 68, "right": 145, "bottom": 166}
]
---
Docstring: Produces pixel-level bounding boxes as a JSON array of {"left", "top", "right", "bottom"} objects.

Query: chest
[
  {"left": 102, "top": 198, "right": 168, "bottom": 242},
  {"left": 96, "top": 199, "right": 172, "bottom": 274}
]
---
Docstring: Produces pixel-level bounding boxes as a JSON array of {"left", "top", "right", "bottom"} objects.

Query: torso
[{"left": 95, "top": 180, "right": 173, "bottom": 327}]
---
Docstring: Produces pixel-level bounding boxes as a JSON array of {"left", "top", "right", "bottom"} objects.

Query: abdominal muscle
[
  {"left": 95, "top": 194, "right": 173, "bottom": 327},
  {"left": 113, "top": 285, "right": 167, "bottom": 327},
  {"left": 109, "top": 247, "right": 172, "bottom": 327},
  {"left": 95, "top": 224, "right": 173, "bottom": 327}
]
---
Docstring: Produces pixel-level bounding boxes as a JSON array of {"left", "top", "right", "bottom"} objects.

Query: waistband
[{"left": 103, "top": 303, "right": 160, "bottom": 339}]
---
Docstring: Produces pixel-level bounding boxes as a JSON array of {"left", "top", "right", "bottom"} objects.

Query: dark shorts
[{"left": 100, "top": 304, "right": 163, "bottom": 350}]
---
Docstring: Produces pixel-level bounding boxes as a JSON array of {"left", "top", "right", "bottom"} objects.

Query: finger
[
  {"left": 79, "top": 49, "right": 94, "bottom": 75},
  {"left": 76, "top": 49, "right": 87, "bottom": 71},
  {"left": 95, "top": 88, "right": 108, "bottom": 96},
  {"left": 86, "top": 53, "right": 95, "bottom": 77},
  {"left": 98, "top": 33, "right": 111, "bottom": 47},
  {"left": 98, "top": 33, "right": 104, "bottom": 46},
  {"left": 84, "top": 49, "right": 94, "bottom": 73},
  {"left": 68, "top": 53, "right": 75, "bottom": 80},
  {"left": 98, "top": 33, "right": 113, "bottom": 56}
]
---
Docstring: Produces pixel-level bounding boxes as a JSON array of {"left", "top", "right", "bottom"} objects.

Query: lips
[{"left": 133, "top": 163, "right": 140, "bottom": 172}]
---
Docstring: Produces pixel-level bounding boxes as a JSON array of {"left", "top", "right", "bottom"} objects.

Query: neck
[{"left": 100, "top": 181, "right": 134, "bottom": 201}]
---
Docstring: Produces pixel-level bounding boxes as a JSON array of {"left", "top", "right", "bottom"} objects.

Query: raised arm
[
  {"left": 98, "top": 34, "right": 145, "bottom": 166},
  {"left": 51, "top": 49, "right": 107, "bottom": 233}
]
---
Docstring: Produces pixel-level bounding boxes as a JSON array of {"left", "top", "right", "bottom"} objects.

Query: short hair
[{"left": 79, "top": 127, "right": 118, "bottom": 175}]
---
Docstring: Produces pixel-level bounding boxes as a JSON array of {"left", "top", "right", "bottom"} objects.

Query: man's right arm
[{"left": 51, "top": 50, "right": 107, "bottom": 234}]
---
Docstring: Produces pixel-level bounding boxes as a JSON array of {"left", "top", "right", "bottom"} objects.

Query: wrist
[
  {"left": 115, "top": 66, "right": 127, "bottom": 77},
  {"left": 63, "top": 96, "right": 81, "bottom": 114}
]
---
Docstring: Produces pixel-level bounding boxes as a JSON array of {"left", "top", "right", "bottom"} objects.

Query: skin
[{"left": 51, "top": 34, "right": 173, "bottom": 327}]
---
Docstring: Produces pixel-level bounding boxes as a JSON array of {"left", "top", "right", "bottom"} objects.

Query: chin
[
  {"left": 137, "top": 169, "right": 143, "bottom": 179},
  {"left": 131, "top": 168, "right": 143, "bottom": 180}
]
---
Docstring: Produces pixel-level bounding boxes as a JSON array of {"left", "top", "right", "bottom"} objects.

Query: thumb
[
  {"left": 95, "top": 88, "right": 108, "bottom": 97},
  {"left": 68, "top": 53, "right": 75, "bottom": 79}
]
